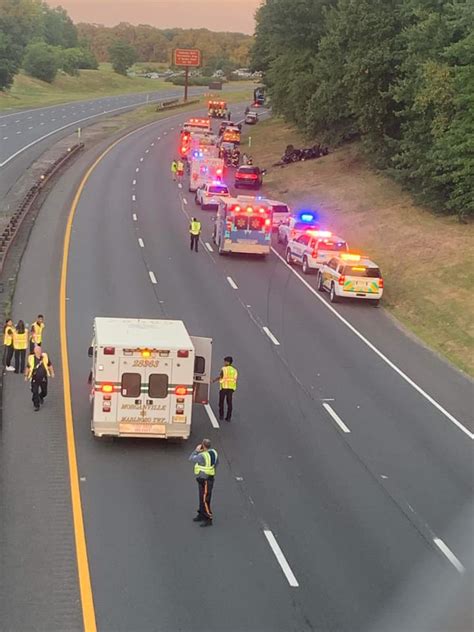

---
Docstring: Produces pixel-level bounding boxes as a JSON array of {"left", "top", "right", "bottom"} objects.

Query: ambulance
[
  {"left": 189, "top": 155, "right": 225, "bottom": 192},
  {"left": 213, "top": 196, "right": 273, "bottom": 256},
  {"left": 88, "top": 318, "right": 212, "bottom": 439}
]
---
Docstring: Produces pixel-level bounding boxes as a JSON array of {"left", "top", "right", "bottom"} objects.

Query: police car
[
  {"left": 195, "top": 182, "right": 230, "bottom": 210},
  {"left": 317, "top": 253, "right": 384, "bottom": 306},
  {"left": 277, "top": 211, "right": 319, "bottom": 245},
  {"left": 285, "top": 231, "right": 348, "bottom": 274}
]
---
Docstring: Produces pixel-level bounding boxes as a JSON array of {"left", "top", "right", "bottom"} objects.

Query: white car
[
  {"left": 267, "top": 200, "right": 291, "bottom": 230},
  {"left": 277, "top": 213, "right": 319, "bottom": 245},
  {"left": 195, "top": 182, "right": 230, "bottom": 210},
  {"left": 285, "top": 231, "right": 348, "bottom": 274},
  {"left": 317, "top": 253, "right": 384, "bottom": 306}
]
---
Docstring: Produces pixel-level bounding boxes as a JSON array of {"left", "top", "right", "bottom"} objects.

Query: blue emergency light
[{"left": 299, "top": 211, "right": 317, "bottom": 222}]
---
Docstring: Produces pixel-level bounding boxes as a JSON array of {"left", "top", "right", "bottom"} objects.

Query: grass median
[{"left": 244, "top": 117, "right": 474, "bottom": 376}]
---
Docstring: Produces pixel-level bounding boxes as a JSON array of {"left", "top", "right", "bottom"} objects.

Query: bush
[
  {"left": 23, "top": 41, "right": 59, "bottom": 83},
  {"left": 169, "top": 76, "right": 226, "bottom": 86}
]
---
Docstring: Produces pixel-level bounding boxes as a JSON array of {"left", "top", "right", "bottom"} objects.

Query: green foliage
[
  {"left": 40, "top": 3, "right": 77, "bottom": 48},
  {"left": 251, "top": 0, "right": 474, "bottom": 219},
  {"left": 23, "top": 40, "right": 59, "bottom": 83},
  {"left": 108, "top": 40, "right": 138, "bottom": 75}
]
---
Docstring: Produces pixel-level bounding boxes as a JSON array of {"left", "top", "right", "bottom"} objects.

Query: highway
[{"left": 1, "top": 105, "right": 472, "bottom": 631}]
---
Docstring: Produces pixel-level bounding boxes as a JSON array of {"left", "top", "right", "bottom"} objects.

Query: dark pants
[
  {"left": 197, "top": 477, "right": 214, "bottom": 520},
  {"left": 31, "top": 378, "right": 47, "bottom": 409},
  {"left": 14, "top": 349, "right": 26, "bottom": 374},
  {"left": 190, "top": 234, "right": 199, "bottom": 252},
  {"left": 4, "top": 344, "right": 14, "bottom": 367},
  {"left": 219, "top": 389, "right": 234, "bottom": 420}
]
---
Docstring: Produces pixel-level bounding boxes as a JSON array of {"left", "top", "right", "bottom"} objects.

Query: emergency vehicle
[
  {"left": 189, "top": 155, "right": 224, "bottom": 192},
  {"left": 317, "top": 253, "right": 384, "bottom": 305},
  {"left": 182, "top": 118, "right": 211, "bottom": 133},
  {"left": 179, "top": 130, "right": 218, "bottom": 158},
  {"left": 277, "top": 211, "right": 319, "bottom": 245},
  {"left": 285, "top": 230, "right": 348, "bottom": 274},
  {"left": 213, "top": 197, "right": 273, "bottom": 256},
  {"left": 266, "top": 200, "right": 291, "bottom": 230},
  {"left": 195, "top": 181, "right": 230, "bottom": 209},
  {"left": 208, "top": 100, "right": 228, "bottom": 118},
  {"left": 88, "top": 318, "right": 212, "bottom": 439},
  {"left": 222, "top": 125, "right": 241, "bottom": 144}
]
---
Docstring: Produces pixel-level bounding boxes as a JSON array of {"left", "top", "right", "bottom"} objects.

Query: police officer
[
  {"left": 13, "top": 319, "right": 28, "bottom": 374},
  {"left": 3, "top": 318, "right": 15, "bottom": 371},
  {"left": 25, "top": 345, "right": 54, "bottom": 411},
  {"left": 189, "top": 438, "right": 218, "bottom": 527},
  {"left": 29, "top": 314, "right": 45, "bottom": 354},
  {"left": 189, "top": 217, "right": 201, "bottom": 252},
  {"left": 213, "top": 356, "right": 238, "bottom": 422}
]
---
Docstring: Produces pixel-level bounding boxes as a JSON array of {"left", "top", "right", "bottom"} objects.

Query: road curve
[{"left": 1, "top": 106, "right": 472, "bottom": 631}]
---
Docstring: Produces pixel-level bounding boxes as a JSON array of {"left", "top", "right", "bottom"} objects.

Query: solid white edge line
[
  {"left": 138, "top": 238, "right": 144, "bottom": 248},
  {"left": 271, "top": 247, "right": 473, "bottom": 440},
  {"left": 148, "top": 271, "right": 157, "bottom": 284},
  {"left": 226, "top": 276, "right": 238, "bottom": 290},
  {"left": 263, "top": 326, "right": 280, "bottom": 346},
  {"left": 263, "top": 530, "right": 299, "bottom": 587},
  {"left": 433, "top": 538, "right": 465, "bottom": 574},
  {"left": 322, "top": 402, "right": 351, "bottom": 433},
  {"left": 204, "top": 403, "right": 220, "bottom": 429},
  {"left": 132, "top": 213, "right": 137, "bottom": 221},
  {"left": 205, "top": 242, "right": 214, "bottom": 252}
]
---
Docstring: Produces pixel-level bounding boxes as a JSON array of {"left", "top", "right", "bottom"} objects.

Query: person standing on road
[
  {"left": 13, "top": 320, "right": 28, "bottom": 374},
  {"left": 176, "top": 159, "right": 185, "bottom": 183},
  {"left": 213, "top": 356, "right": 238, "bottom": 422},
  {"left": 3, "top": 318, "right": 15, "bottom": 372},
  {"left": 189, "top": 438, "right": 218, "bottom": 527},
  {"left": 227, "top": 110, "right": 231, "bottom": 121},
  {"left": 189, "top": 217, "right": 201, "bottom": 252},
  {"left": 29, "top": 314, "right": 45, "bottom": 354},
  {"left": 25, "top": 345, "right": 54, "bottom": 412},
  {"left": 171, "top": 159, "right": 178, "bottom": 181}
]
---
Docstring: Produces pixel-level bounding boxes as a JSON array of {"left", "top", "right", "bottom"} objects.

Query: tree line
[{"left": 251, "top": 0, "right": 473, "bottom": 220}]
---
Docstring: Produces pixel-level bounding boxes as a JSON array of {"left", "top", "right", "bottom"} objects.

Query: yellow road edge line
[{"left": 59, "top": 119, "right": 173, "bottom": 631}]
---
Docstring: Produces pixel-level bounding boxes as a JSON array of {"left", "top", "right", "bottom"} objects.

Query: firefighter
[
  {"left": 189, "top": 218, "right": 201, "bottom": 253},
  {"left": 13, "top": 319, "right": 28, "bottom": 374},
  {"left": 29, "top": 314, "right": 44, "bottom": 354},
  {"left": 3, "top": 318, "right": 15, "bottom": 371},
  {"left": 189, "top": 438, "right": 218, "bottom": 527},
  {"left": 213, "top": 356, "right": 238, "bottom": 422},
  {"left": 25, "top": 345, "right": 54, "bottom": 411}
]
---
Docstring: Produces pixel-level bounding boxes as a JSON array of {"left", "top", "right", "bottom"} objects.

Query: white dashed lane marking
[
  {"left": 263, "top": 530, "right": 299, "bottom": 587},
  {"left": 262, "top": 326, "right": 280, "bottom": 346},
  {"left": 322, "top": 403, "right": 351, "bottom": 433},
  {"left": 204, "top": 404, "right": 220, "bottom": 429},
  {"left": 138, "top": 238, "right": 144, "bottom": 248},
  {"left": 227, "top": 276, "right": 238, "bottom": 290},
  {"left": 148, "top": 271, "right": 157, "bottom": 284}
]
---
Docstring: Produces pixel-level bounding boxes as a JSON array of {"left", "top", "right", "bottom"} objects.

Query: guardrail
[
  {"left": 155, "top": 98, "right": 200, "bottom": 112},
  {"left": 0, "top": 142, "right": 84, "bottom": 275}
]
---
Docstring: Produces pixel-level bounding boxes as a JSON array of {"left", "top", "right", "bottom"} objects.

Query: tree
[
  {"left": 41, "top": 3, "right": 77, "bottom": 48},
  {"left": 23, "top": 41, "right": 59, "bottom": 83},
  {"left": 108, "top": 39, "right": 138, "bottom": 75}
]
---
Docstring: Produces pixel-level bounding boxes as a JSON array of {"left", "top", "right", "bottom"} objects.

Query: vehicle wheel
[
  {"left": 286, "top": 248, "right": 293, "bottom": 265},
  {"left": 317, "top": 272, "right": 325, "bottom": 292},
  {"left": 372, "top": 299, "right": 380, "bottom": 307},
  {"left": 329, "top": 283, "right": 339, "bottom": 303},
  {"left": 302, "top": 257, "right": 311, "bottom": 275}
]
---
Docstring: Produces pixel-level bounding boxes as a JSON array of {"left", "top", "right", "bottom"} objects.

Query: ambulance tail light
[
  {"left": 338, "top": 275, "right": 345, "bottom": 286},
  {"left": 101, "top": 384, "right": 113, "bottom": 393},
  {"left": 265, "top": 218, "right": 272, "bottom": 227},
  {"left": 175, "top": 385, "right": 187, "bottom": 396},
  {"left": 246, "top": 206, "right": 253, "bottom": 213},
  {"left": 103, "top": 347, "right": 115, "bottom": 355},
  {"left": 177, "top": 350, "right": 189, "bottom": 358},
  {"left": 141, "top": 349, "right": 151, "bottom": 358},
  {"left": 379, "top": 278, "right": 384, "bottom": 289}
]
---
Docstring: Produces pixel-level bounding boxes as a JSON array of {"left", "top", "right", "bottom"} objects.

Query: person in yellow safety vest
[
  {"left": 212, "top": 355, "right": 238, "bottom": 422},
  {"left": 189, "top": 217, "right": 201, "bottom": 253},
  {"left": 13, "top": 320, "right": 28, "bottom": 374},
  {"left": 3, "top": 318, "right": 15, "bottom": 371},
  {"left": 29, "top": 314, "right": 45, "bottom": 354},
  {"left": 189, "top": 438, "right": 219, "bottom": 527},
  {"left": 25, "top": 345, "right": 54, "bottom": 411},
  {"left": 171, "top": 159, "right": 178, "bottom": 181},
  {"left": 176, "top": 159, "right": 184, "bottom": 182}
]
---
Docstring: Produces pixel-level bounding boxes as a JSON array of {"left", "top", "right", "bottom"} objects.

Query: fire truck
[{"left": 208, "top": 100, "right": 228, "bottom": 118}]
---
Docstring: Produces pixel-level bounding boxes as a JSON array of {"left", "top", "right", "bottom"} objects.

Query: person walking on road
[
  {"left": 189, "top": 217, "right": 201, "bottom": 252},
  {"left": 25, "top": 345, "right": 54, "bottom": 411},
  {"left": 3, "top": 318, "right": 15, "bottom": 372},
  {"left": 13, "top": 320, "right": 28, "bottom": 374},
  {"left": 213, "top": 356, "right": 238, "bottom": 422},
  {"left": 176, "top": 159, "right": 185, "bottom": 183},
  {"left": 171, "top": 159, "right": 178, "bottom": 181},
  {"left": 189, "top": 438, "right": 218, "bottom": 527},
  {"left": 29, "top": 314, "right": 45, "bottom": 354}
]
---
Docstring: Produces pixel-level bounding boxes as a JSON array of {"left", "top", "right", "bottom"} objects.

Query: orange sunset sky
[{"left": 46, "top": 0, "right": 260, "bottom": 34}]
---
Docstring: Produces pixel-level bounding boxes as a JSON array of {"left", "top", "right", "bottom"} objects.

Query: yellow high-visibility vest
[
  {"left": 220, "top": 365, "right": 238, "bottom": 390},
  {"left": 27, "top": 352, "right": 50, "bottom": 379},
  {"left": 31, "top": 322, "right": 44, "bottom": 345},
  {"left": 3, "top": 326, "right": 14, "bottom": 346},
  {"left": 190, "top": 221, "right": 201, "bottom": 236},
  {"left": 13, "top": 329, "right": 28, "bottom": 350},
  {"left": 194, "top": 449, "right": 218, "bottom": 476}
]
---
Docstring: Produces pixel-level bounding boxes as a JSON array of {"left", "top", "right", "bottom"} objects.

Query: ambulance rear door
[{"left": 191, "top": 336, "right": 212, "bottom": 404}]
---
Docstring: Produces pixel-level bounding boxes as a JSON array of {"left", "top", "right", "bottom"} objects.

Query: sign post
[{"left": 173, "top": 48, "right": 201, "bottom": 103}]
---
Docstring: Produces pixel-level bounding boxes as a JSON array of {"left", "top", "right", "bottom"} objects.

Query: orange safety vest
[{"left": 13, "top": 329, "right": 28, "bottom": 350}]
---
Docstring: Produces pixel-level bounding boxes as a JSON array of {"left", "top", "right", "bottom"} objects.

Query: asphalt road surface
[{"left": 1, "top": 106, "right": 472, "bottom": 632}]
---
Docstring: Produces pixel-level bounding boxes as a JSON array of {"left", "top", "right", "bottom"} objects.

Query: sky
[{"left": 48, "top": 0, "right": 260, "bottom": 34}]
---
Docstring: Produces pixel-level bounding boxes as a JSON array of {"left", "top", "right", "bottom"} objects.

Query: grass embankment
[
  {"left": 246, "top": 118, "right": 474, "bottom": 375},
  {"left": 0, "top": 64, "right": 169, "bottom": 111}
]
